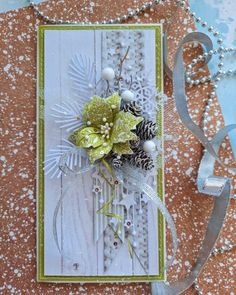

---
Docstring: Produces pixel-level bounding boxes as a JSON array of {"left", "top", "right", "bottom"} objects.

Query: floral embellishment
[
  {"left": 47, "top": 47, "right": 159, "bottom": 177},
  {"left": 70, "top": 93, "right": 143, "bottom": 163}
]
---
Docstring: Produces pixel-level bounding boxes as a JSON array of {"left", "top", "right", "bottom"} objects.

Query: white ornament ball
[
  {"left": 143, "top": 140, "right": 156, "bottom": 153},
  {"left": 121, "top": 90, "right": 135, "bottom": 102},
  {"left": 102, "top": 67, "right": 115, "bottom": 81}
]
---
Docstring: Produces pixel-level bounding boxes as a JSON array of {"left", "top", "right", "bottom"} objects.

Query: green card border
[{"left": 37, "top": 24, "right": 165, "bottom": 283}]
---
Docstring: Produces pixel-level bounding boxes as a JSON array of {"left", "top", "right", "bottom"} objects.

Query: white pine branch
[
  {"left": 68, "top": 54, "right": 96, "bottom": 100},
  {"left": 51, "top": 101, "right": 84, "bottom": 133}
]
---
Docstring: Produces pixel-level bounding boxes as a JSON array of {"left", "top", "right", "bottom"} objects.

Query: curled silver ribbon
[{"left": 152, "top": 33, "right": 234, "bottom": 294}]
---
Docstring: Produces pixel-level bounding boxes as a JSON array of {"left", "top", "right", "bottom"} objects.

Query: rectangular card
[{"left": 37, "top": 24, "right": 164, "bottom": 282}]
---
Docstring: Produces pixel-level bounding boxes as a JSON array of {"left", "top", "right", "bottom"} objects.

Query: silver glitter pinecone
[
  {"left": 122, "top": 101, "right": 142, "bottom": 117},
  {"left": 112, "top": 157, "right": 123, "bottom": 168},
  {"left": 136, "top": 119, "right": 157, "bottom": 140},
  {"left": 129, "top": 137, "right": 140, "bottom": 149},
  {"left": 127, "top": 149, "right": 154, "bottom": 171}
]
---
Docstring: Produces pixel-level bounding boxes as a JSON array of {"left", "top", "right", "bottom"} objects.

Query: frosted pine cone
[
  {"left": 129, "top": 137, "right": 140, "bottom": 150},
  {"left": 126, "top": 149, "right": 154, "bottom": 171},
  {"left": 112, "top": 157, "right": 123, "bottom": 168},
  {"left": 122, "top": 101, "right": 142, "bottom": 117},
  {"left": 136, "top": 119, "right": 157, "bottom": 140}
]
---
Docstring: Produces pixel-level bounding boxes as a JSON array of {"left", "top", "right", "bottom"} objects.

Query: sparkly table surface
[{"left": 0, "top": 1, "right": 235, "bottom": 294}]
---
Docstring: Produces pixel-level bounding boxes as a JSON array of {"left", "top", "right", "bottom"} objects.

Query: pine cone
[
  {"left": 129, "top": 137, "right": 140, "bottom": 150},
  {"left": 112, "top": 157, "right": 123, "bottom": 168},
  {"left": 126, "top": 149, "right": 154, "bottom": 171},
  {"left": 136, "top": 119, "right": 157, "bottom": 140},
  {"left": 122, "top": 101, "right": 142, "bottom": 117}
]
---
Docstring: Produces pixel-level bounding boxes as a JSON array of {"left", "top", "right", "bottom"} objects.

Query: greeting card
[{"left": 37, "top": 24, "right": 165, "bottom": 282}]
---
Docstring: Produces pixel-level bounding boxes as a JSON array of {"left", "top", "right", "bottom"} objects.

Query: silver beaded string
[
  {"left": 28, "top": 0, "right": 236, "bottom": 291},
  {"left": 28, "top": 0, "right": 164, "bottom": 24},
  {"left": 178, "top": 0, "right": 236, "bottom": 142},
  {"left": 28, "top": 0, "right": 236, "bottom": 144},
  {"left": 176, "top": 1, "right": 236, "bottom": 185}
]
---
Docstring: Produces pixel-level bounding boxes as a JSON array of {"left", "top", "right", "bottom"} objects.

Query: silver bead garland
[
  {"left": 27, "top": 0, "right": 236, "bottom": 147},
  {"left": 28, "top": 0, "right": 164, "bottom": 24},
  {"left": 28, "top": 0, "right": 236, "bottom": 290}
]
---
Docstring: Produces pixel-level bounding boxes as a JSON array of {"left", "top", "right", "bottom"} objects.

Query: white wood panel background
[{"left": 43, "top": 28, "right": 160, "bottom": 278}]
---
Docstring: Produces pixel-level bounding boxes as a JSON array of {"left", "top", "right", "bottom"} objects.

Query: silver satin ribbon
[{"left": 152, "top": 33, "right": 234, "bottom": 294}]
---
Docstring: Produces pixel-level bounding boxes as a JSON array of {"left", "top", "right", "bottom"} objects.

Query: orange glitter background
[{"left": 0, "top": 1, "right": 235, "bottom": 294}]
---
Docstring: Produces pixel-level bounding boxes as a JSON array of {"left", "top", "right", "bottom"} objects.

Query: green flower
[{"left": 70, "top": 93, "right": 143, "bottom": 163}]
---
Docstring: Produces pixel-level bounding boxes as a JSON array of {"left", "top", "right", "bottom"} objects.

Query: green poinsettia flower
[{"left": 70, "top": 93, "right": 143, "bottom": 163}]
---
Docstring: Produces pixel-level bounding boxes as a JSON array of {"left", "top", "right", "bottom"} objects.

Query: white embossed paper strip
[{"left": 37, "top": 24, "right": 164, "bottom": 282}]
